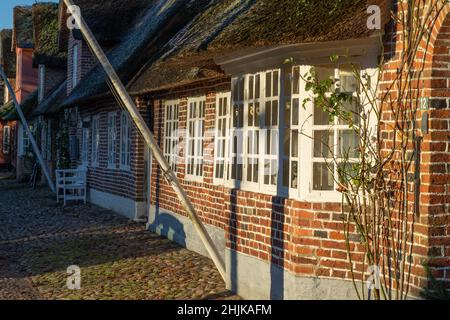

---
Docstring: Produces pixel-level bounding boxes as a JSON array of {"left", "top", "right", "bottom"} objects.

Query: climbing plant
[
  {"left": 300, "top": 0, "right": 449, "bottom": 300},
  {"left": 56, "top": 111, "right": 71, "bottom": 169}
]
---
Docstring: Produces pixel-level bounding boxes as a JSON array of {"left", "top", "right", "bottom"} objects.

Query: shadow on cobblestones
[{"left": 0, "top": 180, "right": 239, "bottom": 300}]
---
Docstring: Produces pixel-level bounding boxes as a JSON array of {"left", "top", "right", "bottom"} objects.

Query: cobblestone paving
[{"left": 0, "top": 179, "right": 238, "bottom": 300}]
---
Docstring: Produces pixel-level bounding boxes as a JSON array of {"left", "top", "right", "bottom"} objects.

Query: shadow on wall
[{"left": 149, "top": 213, "right": 187, "bottom": 248}]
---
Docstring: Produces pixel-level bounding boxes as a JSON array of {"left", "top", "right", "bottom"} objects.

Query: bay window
[{"left": 218, "top": 63, "right": 366, "bottom": 201}]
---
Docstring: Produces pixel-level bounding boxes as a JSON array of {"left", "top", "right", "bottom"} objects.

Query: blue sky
[{"left": 0, "top": 0, "right": 58, "bottom": 30}]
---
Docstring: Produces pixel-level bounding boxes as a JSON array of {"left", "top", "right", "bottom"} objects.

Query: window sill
[
  {"left": 120, "top": 165, "right": 131, "bottom": 172},
  {"left": 184, "top": 175, "right": 204, "bottom": 183},
  {"left": 212, "top": 181, "right": 343, "bottom": 204}
]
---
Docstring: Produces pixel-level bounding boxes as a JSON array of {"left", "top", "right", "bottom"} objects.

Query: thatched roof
[
  {"left": 0, "top": 29, "right": 16, "bottom": 78},
  {"left": 13, "top": 6, "right": 34, "bottom": 49},
  {"left": 61, "top": 0, "right": 212, "bottom": 108},
  {"left": 31, "top": 79, "right": 67, "bottom": 117},
  {"left": 32, "top": 2, "right": 67, "bottom": 68},
  {"left": 0, "top": 100, "right": 14, "bottom": 119},
  {"left": 57, "top": 0, "right": 155, "bottom": 51},
  {"left": 1, "top": 90, "right": 38, "bottom": 121},
  {"left": 61, "top": 0, "right": 391, "bottom": 104},
  {"left": 129, "top": 0, "right": 390, "bottom": 94}
]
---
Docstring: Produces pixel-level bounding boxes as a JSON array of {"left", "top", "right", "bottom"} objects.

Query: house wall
[
  {"left": 67, "top": 32, "right": 97, "bottom": 96},
  {"left": 14, "top": 48, "right": 37, "bottom": 102},
  {"left": 67, "top": 98, "right": 150, "bottom": 221},
  {"left": 377, "top": 5, "right": 450, "bottom": 296},
  {"left": 142, "top": 77, "right": 370, "bottom": 300},
  {"left": 15, "top": 48, "right": 37, "bottom": 180},
  {"left": 0, "top": 79, "right": 16, "bottom": 168},
  {"left": 43, "top": 67, "right": 65, "bottom": 99}
]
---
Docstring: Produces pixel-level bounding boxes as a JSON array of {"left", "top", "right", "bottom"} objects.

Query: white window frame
[
  {"left": 185, "top": 96, "right": 206, "bottom": 182},
  {"left": 120, "top": 111, "right": 132, "bottom": 170},
  {"left": 72, "top": 43, "right": 79, "bottom": 89},
  {"left": 227, "top": 76, "right": 245, "bottom": 186},
  {"left": 213, "top": 93, "right": 231, "bottom": 185},
  {"left": 219, "top": 63, "right": 374, "bottom": 203},
  {"left": 38, "top": 65, "right": 45, "bottom": 102},
  {"left": 163, "top": 100, "right": 180, "bottom": 173},
  {"left": 81, "top": 119, "right": 90, "bottom": 165},
  {"left": 107, "top": 111, "right": 117, "bottom": 168},
  {"left": 299, "top": 65, "right": 365, "bottom": 202},
  {"left": 91, "top": 115, "right": 100, "bottom": 167},
  {"left": 3, "top": 125, "right": 10, "bottom": 154},
  {"left": 225, "top": 71, "right": 282, "bottom": 195}
]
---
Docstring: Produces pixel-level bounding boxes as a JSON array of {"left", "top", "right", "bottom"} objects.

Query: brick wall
[
  {"left": 43, "top": 67, "right": 65, "bottom": 99},
  {"left": 145, "top": 78, "right": 370, "bottom": 293},
  {"left": 67, "top": 98, "right": 149, "bottom": 203},
  {"left": 378, "top": 2, "right": 450, "bottom": 295},
  {"left": 67, "top": 32, "right": 97, "bottom": 96}
]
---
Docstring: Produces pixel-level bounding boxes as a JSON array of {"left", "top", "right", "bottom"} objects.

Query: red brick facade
[{"left": 49, "top": 1, "right": 450, "bottom": 299}]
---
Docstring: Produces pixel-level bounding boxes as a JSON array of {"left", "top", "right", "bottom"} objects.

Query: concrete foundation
[
  {"left": 146, "top": 205, "right": 226, "bottom": 260},
  {"left": 225, "top": 248, "right": 359, "bottom": 300},
  {"left": 89, "top": 188, "right": 146, "bottom": 221}
]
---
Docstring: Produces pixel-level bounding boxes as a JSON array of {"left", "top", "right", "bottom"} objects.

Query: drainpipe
[
  {"left": 63, "top": 0, "right": 226, "bottom": 280},
  {"left": 0, "top": 66, "right": 56, "bottom": 194}
]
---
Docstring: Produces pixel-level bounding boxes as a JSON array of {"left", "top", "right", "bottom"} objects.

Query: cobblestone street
[{"left": 0, "top": 179, "right": 237, "bottom": 300}]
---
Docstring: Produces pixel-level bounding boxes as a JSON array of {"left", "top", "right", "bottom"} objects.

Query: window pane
[
  {"left": 313, "top": 130, "right": 334, "bottom": 158},
  {"left": 338, "top": 130, "right": 359, "bottom": 158},
  {"left": 339, "top": 68, "right": 358, "bottom": 93},
  {"left": 291, "top": 161, "right": 298, "bottom": 188},
  {"left": 266, "top": 72, "right": 271, "bottom": 98},
  {"left": 271, "top": 100, "right": 278, "bottom": 126},
  {"left": 313, "top": 101, "right": 330, "bottom": 125},
  {"left": 273, "top": 71, "right": 279, "bottom": 96},
  {"left": 292, "top": 98, "right": 299, "bottom": 126},
  {"left": 265, "top": 101, "right": 271, "bottom": 126},
  {"left": 313, "top": 163, "right": 334, "bottom": 191},
  {"left": 248, "top": 103, "right": 254, "bottom": 127},
  {"left": 293, "top": 67, "right": 300, "bottom": 95},
  {"left": 315, "top": 66, "right": 334, "bottom": 83},
  {"left": 339, "top": 99, "right": 360, "bottom": 125},
  {"left": 285, "top": 100, "right": 291, "bottom": 126},
  {"left": 255, "top": 75, "right": 260, "bottom": 99},
  {"left": 249, "top": 76, "right": 254, "bottom": 100},
  {"left": 291, "top": 130, "right": 298, "bottom": 157}
]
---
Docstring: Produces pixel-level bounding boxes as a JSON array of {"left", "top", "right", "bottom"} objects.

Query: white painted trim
[
  {"left": 185, "top": 96, "right": 206, "bottom": 183},
  {"left": 213, "top": 92, "right": 231, "bottom": 186}
]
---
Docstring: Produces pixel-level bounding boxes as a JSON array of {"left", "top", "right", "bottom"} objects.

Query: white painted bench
[{"left": 56, "top": 169, "right": 87, "bottom": 206}]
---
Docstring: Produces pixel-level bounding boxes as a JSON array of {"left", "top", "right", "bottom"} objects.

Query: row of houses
[{"left": 0, "top": 0, "right": 448, "bottom": 299}]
